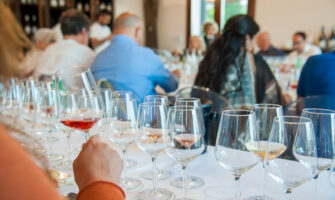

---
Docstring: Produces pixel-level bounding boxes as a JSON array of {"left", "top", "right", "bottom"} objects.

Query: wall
[
  {"left": 157, "top": 0, "right": 187, "bottom": 51},
  {"left": 255, "top": 0, "right": 335, "bottom": 48}
]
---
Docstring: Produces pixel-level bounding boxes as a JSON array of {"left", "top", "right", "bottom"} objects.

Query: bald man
[
  {"left": 90, "top": 13, "right": 179, "bottom": 102},
  {"left": 256, "top": 32, "right": 285, "bottom": 56}
]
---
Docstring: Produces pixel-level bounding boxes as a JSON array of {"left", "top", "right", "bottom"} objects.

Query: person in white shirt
[
  {"left": 90, "top": 10, "right": 113, "bottom": 54},
  {"left": 283, "top": 32, "right": 321, "bottom": 70},
  {"left": 34, "top": 9, "right": 95, "bottom": 80},
  {"left": 20, "top": 28, "right": 57, "bottom": 77}
]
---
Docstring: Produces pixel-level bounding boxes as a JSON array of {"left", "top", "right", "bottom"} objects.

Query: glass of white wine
[
  {"left": 206, "top": 110, "right": 260, "bottom": 200},
  {"left": 108, "top": 99, "right": 142, "bottom": 191},
  {"left": 264, "top": 116, "right": 318, "bottom": 200},
  {"left": 248, "top": 104, "right": 283, "bottom": 200},
  {"left": 301, "top": 108, "right": 335, "bottom": 198},
  {"left": 140, "top": 95, "right": 172, "bottom": 181},
  {"left": 136, "top": 102, "right": 174, "bottom": 200},
  {"left": 165, "top": 106, "right": 205, "bottom": 200}
]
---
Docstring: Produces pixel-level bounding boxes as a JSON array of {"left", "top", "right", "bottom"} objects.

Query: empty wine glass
[
  {"left": 206, "top": 110, "right": 260, "bottom": 200},
  {"left": 249, "top": 104, "right": 283, "bottom": 200},
  {"left": 108, "top": 99, "right": 142, "bottom": 191},
  {"left": 141, "top": 95, "right": 171, "bottom": 181},
  {"left": 331, "top": 159, "right": 335, "bottom": 189},
  {"left": 264, "top": 116, "right": 318, "bottom": 200},
  {"left": 301, "top": 108, "right": 335, "bottom": 197},
  {"left": 111, "top": 90, "right": 137, "bottom": 168},
  {"left": 172, "top": 97, "right": 205, "bottom": 189},
  {"left": 136, "top": 102, "right": 174, "bottom": 200},
  {"left": 165, "top": 106, "right": 205, "bottom": 200}
]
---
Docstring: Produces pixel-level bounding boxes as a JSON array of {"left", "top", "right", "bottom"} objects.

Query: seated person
[
  {"left": 90, "top": 10, "right": 113, "bottom": 54},
  {"left": 202, "top": 21, "right": 219, "bottom": 47},
  {"left": 256, "top": 31, "right": 285, "bottom": 57},
  {"left": 187, "top": 35, "right": 205, "bottom": 55},
  {"left": 194, "top": 15, "right": 283, "bottom": 108},
  {"left": 34, "top": 9, "right": 95, "bottom": 79},
  {"left": 0, "top": 3, "right": 124, "bottom": 200},
  {"left": 283, "top": 32, "right": 321, "bottom": 71},
  {"left": 20, "top": 28, "right": 57, "bottom": 77},
  {"left": 91, "top": 12, "right": 179, "bottom": 102},
  {"left": 297, "top": 51, "right": 335, "bottom": 97}
]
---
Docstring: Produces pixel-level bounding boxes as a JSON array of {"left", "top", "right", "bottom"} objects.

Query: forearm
[
  {"left": 90, "top": 37, "right": 110, "bottom": 49},
  {"left": 77, "top": 181, "right": 125, "bottom": 200}
]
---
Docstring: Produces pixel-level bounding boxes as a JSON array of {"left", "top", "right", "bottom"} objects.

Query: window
[{"left": 188, "top": 0, "right": 253, "bottom": 36}]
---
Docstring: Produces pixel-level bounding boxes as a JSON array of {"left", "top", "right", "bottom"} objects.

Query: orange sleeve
[
  {"left": 77, "top": 181, "right": 126, "bottom": 200},
  {"left": 0, "top": 125, "right": 61, "bottom": 200}
]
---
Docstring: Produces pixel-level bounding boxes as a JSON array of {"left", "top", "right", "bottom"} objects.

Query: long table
[{"left": 57, "top": 131, "right": 335, "bottom": 200}]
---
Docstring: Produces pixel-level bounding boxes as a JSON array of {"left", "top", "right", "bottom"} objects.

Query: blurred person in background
[
  {"left": 0, "top": 2, "right": 125, "bottom": 200},
  {"left": 256, "top": 31, "right": 285, "bottom": 56},
  {"left": 298, "top": 51, "right": 335, "bottom": 97},
  {"left": 34, "top": 9, "right": 95, "bottom": 80},
  {"left": 51, "top": 10, "right": 69, "bottom": 41},
  {"left": 203, "top": 21, "right": 219, "bottom": 47},
  {"left": 188, "top": 35, "right": 206, "bottom": 54},
  {"left": 195, "top": 15, "right": 283, "bottom": 108},
  {"left": 91, "top": 12, "right": 179, "bottom": 102},
  {"left": 283, "top": 31, "right": 321, "bottom": 71},
  {"left": 20, "top": 28, "right": 57, "bottom": 77},
  {"left": 90, "top": 10, "right": 113, "bottom": 54}
]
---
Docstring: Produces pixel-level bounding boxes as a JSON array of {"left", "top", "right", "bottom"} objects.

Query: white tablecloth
[{"left": 57, "top": 132, "right": 335, "bottom": 200}]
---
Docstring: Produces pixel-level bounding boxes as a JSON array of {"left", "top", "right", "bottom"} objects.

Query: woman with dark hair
[{"left": 195, "top": 15, "right": 283, "bottom": 108}]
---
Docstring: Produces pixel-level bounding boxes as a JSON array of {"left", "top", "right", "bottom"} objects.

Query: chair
[
  {"left": 176, "top": 86, "right": 233, "bottom": 145},
  {"left": 284, "top": 95, "right": 335, "bottom": 116}
]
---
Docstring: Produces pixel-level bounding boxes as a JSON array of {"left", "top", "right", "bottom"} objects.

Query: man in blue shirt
[
  {"left": 297, "top": 51, "right": 335, "bottom": 97},
  {"left": 91, "top": 12, "right": 179, "bottom": 102}
]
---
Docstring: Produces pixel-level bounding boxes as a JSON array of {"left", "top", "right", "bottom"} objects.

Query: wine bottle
[
  {"left": 84, "top": 3, "right": 90, "bottom": 12},
  {"left": 319, "top": 26, "right": 327, "bottom": 50},
  {"left": 59, "top": 0, "right": 65, "bottom": 7},
  {"left": 77, "top": 2, "right": 83, "bottom": 11},
  {"left": 24, "top": 14, "right": 31, "bottom": 35},
  {"left": 329, "top": 26, "right": 335, "bottom": 50},
  {"left": 51, "top": 0, "right": 57, "bottom": 7}
]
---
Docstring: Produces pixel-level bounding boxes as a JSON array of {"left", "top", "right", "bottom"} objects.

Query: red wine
[{"left": 60, "top": 118, "right": 100, "bottom": 131}]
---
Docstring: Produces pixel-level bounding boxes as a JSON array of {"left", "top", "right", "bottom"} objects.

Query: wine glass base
[
  {"left": 141, "top": 169, "right": 172, "bottom": 181},
  {"left": 137, "top": 188, "right": 174, "bottom": 200},
  {"left": 126, "top": 159, "right": 137, "bottom": 168},
  {"left": 170, "top": 176, "right": 204, "bottom": 189},
  {"left": 47, "top": 153, "right": 64, "bottom": 163},
  {"left": 121, "top": 177, "right": 142, "bottom": 191}
]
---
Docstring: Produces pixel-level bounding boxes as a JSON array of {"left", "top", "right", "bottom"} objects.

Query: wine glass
[
  {"left": 249, "top": 104, "right": 283, "bottom": 200},
  {"left": 301, "top": 108, "right": 335, "bottom": 197},
  {"left": 108, "top": 99, "right": 142, "bottom": 191},
  {"left": 141, "top": 95, "right": 171, "bottom": 181},
  {"left": 144, "top": 95, "right": 169, "bottom": 105},
  {"left": 206, "top": 110, "right": 260, "bottom": 200},
  {"left": 55, "top": 66, "right": 104, "bottom": 142},
  {"left": 35, "top": 84, "right": 64, "bottom": 163},
  {"left": 165, "top": 106, "right": 205, "bottom": 200},
  {"left": 331, "top": 159, "right": 335, "bottom": 189},
  {"left": 264, "top": 116, "right": 318, "bottom": 200},
  {"left": 111, "top": 90, "right": 137, "bottom": 168},
  {"left": 172, "top": 97, "right": 205, "bottom": 189},
  {"left": 136, "top": 102, "right": 174, "bottom": 200}
]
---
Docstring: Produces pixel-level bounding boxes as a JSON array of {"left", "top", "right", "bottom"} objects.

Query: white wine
[{"left": 245, "top": 141, "right": 287, "bottom": 162}]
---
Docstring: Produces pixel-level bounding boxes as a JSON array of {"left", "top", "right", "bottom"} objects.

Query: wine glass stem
[
  {"left": 285, "top": 188, "right": 293, "bottom": 200},
  {"left": 182, "top": 165, "right": 188, "bottom": 199},
  {"left": 47, "top": 128, "right": 53, "bottom": 155},
  {"left": 122, "top": 148, "right": 128, "bottom": 180},
  {"left": 83, "top": 130, "right": 89, "bottom": 142},
  {"left": 234, "top": 175, "right": 241, "bottom": 200},
  {"left": 152, "top": 156, "right": 157, "bottom": 191},
  {"left": 262, "top": 163, "right": 267, "bottom": 198},
  {"left": 66, "top": 132, "right": 72, "bottom": 160},
  {"left": 313, "top": 173, "right": 319, "bottom": 199}
]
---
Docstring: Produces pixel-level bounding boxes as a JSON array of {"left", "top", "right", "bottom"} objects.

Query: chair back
[
  {"left": 284, "top": 95, "right": 335, "bottom": 116},
  {"left": 176, "top": 86, "right": 233, "bottom": 145}
]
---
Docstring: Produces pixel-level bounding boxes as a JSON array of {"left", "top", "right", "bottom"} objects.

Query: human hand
[{"left": 73, "top": 135, "right": 123, "bottom": 190}]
